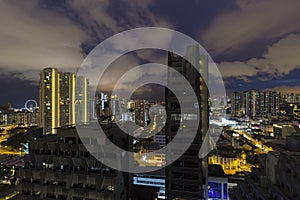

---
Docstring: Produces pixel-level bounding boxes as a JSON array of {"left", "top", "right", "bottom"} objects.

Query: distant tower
[
  {"left": 76, "top": 76, "right": 89, "bottom": 125},
  {"left": 39, "top": 68, "right": 60, "bottom": 134},
  {"left": 231, "top": 92, "right": 244, "bottom": 117},
  {"left": 134, "top": 100, "right": 147, "bottom": 127},
  {"left": 265, "top": 90, "right": 280, "bottom": 116},
  {"left": 60, "top": 72, "right": 76, "bottom": 127},
  {"left": 244, "top": 91, "right": 257, "bottom": 118}
]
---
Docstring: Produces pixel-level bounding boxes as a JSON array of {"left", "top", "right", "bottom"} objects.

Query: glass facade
[{"left": 207, "top": 181, "right": 228, "bottom": 200}]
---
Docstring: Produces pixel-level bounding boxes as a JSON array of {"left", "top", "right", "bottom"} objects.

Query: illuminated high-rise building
[
  {"left": 165, "top": 45, "right": 208, "bottom": 200},
  {"left": 231, "top": 92, "right": 244, "bottom": 117},
  {"left": 265, "top": 90, "right": 280, "bottom": 116},
  {"left": 134, "top": 100, "right": 147, "bottom": 127},
  {"left": 244, "top": 90, "right": 257, "bottom": 117},
  {"left": 75, "top": 76, "right": 89, "bottom": 125},
  {"left": 39, "top": 68, "right": 60, "bottom": 134},
  {"left": 39, "top": 68, "right": 89, "bottom": 134},
  {"left": 231, "top": 90, "right": 280, "bottom": 117},
  {"left": 60, "top": 72, "right": 76, "bottom": 127}
]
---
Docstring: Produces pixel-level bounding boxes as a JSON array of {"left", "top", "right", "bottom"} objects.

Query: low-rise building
[
  {"left": 273, "top": 123, "right": 299, "bottom": 139},
  {"left": 208, "top": 164, "right": 229, "bottom": 200},
  {"left": 232, "top": 151, "right": 300, "bottom": 200},
  {"left": 209, "top": 149, "right": 239, "bottom": 175}
]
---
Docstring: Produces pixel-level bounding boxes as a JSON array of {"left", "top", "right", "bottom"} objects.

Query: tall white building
[{"left": 75, "top": 76, "right": 89, "bottom": 125}]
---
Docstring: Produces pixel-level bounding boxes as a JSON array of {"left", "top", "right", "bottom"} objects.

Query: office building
[{"left": 165, "top": 45, "right": 208, "bottom": 200}]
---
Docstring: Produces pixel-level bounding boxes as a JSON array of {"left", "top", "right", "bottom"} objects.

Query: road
[{"left": 0, "top": 125, "right": 24, "bottom": 156}]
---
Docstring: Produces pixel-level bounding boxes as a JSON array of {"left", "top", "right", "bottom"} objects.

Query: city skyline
[
  {"left": 0, "top": 1, "right": 300, "bottom": 200},
  {"left": 0, "top": 0, "right": 300, "bottom": 107}
]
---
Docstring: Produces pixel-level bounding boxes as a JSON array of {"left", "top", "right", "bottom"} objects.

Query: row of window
[
  {"left": 31, "top": 149, "right": 91, "bottom": 157},
  {"left": 170, "top": 184, "right": 200, "bottom": 192}
]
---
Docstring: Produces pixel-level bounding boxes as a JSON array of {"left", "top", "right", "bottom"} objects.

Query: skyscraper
[
  {"left": 230, "top": 90, "right": 280, "bottom": 118},
  {"left": 134, "top": 100, "right": 147, "bottom": 127},
  {"left": 39, "top": 68, "right": 60, "bottom": 134},
  {"left": 165, "top": 45, "right": 208, "bottom": 200},
  {"left": 231, "top": 92, "right": 244, "bottom": 117},
  {"left": 75, "top": 76, "right": 89, "bottom": 125},
  {"left": 244, "top": 90, "right": 257, "bottom": 118},
  {"left": 265, "top": 90, "right": 280, "bottom": 116},
  {"left": 60, "top": 72, "right": 76, "bottom": 127},
  {"left": 39, "top": 68, "right": 89, "bottom": 134}
]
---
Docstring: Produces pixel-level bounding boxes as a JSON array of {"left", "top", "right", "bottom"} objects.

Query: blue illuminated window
[
  {"left": 223, "top": 183, "right": 228, "bottom": 199},
  {"left": 208, "top": 182, "right": 222, "bottom": 198}
]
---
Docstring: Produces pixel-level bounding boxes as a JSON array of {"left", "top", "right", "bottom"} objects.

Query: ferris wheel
[{"left": 24, "top": 99, "right": 38, "bottom": 111}]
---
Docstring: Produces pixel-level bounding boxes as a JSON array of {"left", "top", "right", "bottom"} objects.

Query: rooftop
[{"left": 208, "top": 164, "right": 226, "bottom": 178}]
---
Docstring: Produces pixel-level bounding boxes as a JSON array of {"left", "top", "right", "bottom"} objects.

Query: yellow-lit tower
[
  {"left": 60, "top": 72, "right": 76, "bottom": 127},
  {"left": 39, "top": 68, "right": 60, "bottom": 134}
]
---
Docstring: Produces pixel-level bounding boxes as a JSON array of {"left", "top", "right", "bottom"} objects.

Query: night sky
[{"left": 0, "top": 0, "right": 300, "bottom": 108}]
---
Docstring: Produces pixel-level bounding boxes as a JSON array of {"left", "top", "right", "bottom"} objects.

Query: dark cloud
[
  {"left": 0, "top": 75, "right": 38, "bottom": 108},
  {"left": 218, "top": 34, "right": 300, "bottom": 80},
  {"left": 225, "top": 68, "right": 300, "bottom": 94},
  {"left": 201, "top": 0, "right": 300, "bottom": 60},
  {"left": 0, "top": 0, "right": 300, "bottom": 107}
]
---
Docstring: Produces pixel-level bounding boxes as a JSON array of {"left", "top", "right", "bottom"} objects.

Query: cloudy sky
[{"left": 0, "top": 0, "right": 300, "bottom": 107}]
